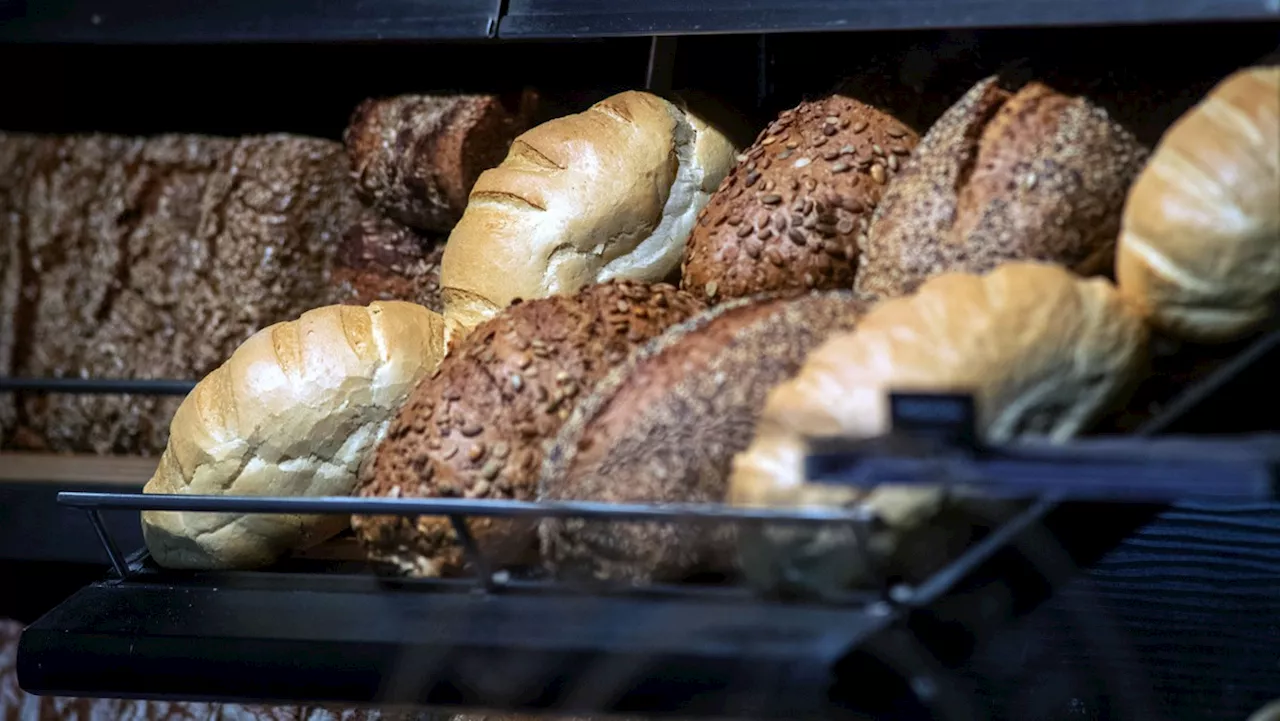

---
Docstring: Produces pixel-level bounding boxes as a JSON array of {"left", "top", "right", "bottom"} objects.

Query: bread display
[
  {"left": 438, "top": 91, "right": 736, "bottom": 342},
  {"left": 346, "top": 92, "right": 538, "bottom": 233},
  {"left": 856, "top": 76, "right": 1149, "bottom": 301},
  {"left": 540, "top": 291, "right": 867, "bottom": 583},
  {"left": 0, "top": 131, "right": 440, "bottom": 455},
  {"left": 680, "top": 95, "right": 919, "bottom": 302},
  {"left": 1116, "top": 66, "right": 1280, "bottom": 344},
  {"left": 354, "top": 280, "right": 704, "bottom": 577},
  {"left": 141, "top": 301, "right": 447, "bottom": 570},
  {"left": 729, "top": 263, "right": 1150, "bottom": 596}
]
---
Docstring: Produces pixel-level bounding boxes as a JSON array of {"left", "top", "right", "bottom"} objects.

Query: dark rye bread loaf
[
  {"left": 0, "top": 131, "right": 439, "bottom": 455},
  {"left": 539, "top": 291, "right": 867, "bottom": 583},
  {"left": 345, "top": 92, "right": 537, "bottom": 233},
  {"left": 354, "top": 280, "right": 705, "bottom": 577},
  {"left": 681, "top": 96, "right": 919, "bottom": 303},
  {"left": 332, "top": 216, "right": 445, "bottom": 312},
  {"left": 856, "top": 76, "right": 1148, "bottom": 301}
]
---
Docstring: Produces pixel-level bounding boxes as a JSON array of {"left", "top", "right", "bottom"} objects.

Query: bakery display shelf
[
  {"left": 499, "top": 0, "right": 1280, "bottom": 38},
  {"left": 0, "top": 0, "right": 501, "bottom": 43},
  {"left": 0, "top": 0, "right": 1275, "bottom": 44},
  {"left": 12, "top": 327, "right": 1280, "bottom": 718}
]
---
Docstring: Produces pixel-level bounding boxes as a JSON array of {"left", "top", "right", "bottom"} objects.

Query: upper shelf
[{"left": 0, "top": 0, "right": 1275, "bottom": 43}]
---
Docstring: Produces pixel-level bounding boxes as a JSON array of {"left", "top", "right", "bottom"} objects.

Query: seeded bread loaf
[
  {"left": 142, "top": 301, "right": 447, "bottom": 570},
  {"left": 681, "top": 96, "right": 919, "bottom": 303},
  {"left": 540, "top": 291, "right": 867, "bottom": 583},
  {"left": 1116, "top": 66, "right": 1280, "bottom": 343},
  {"left": 0, "top": 131, "right": 438, "bottom": 455},
  {"left": 730, "top": 263, "right": 1150, "bottom": 597},
  {"left": 439, "top": 91, "right": 735, "bottom": 343},
  {"left": 345, "top": 92, "right": 538, "bottom": 233},
  {"left": 354, "top": 280, "right": 704, "bottom": 577},
  {"left": 857, "top": 77, "right": 1148, "bottom": 301},
  {"left": 333, "top": 216, "right": 445, "bottom": 312}
]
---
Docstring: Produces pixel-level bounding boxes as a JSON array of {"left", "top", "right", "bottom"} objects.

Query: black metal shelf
[
  {"left": 0, "top": 0, "right": 1275, "bottom": 44},
  {"left": 10, "top": 327, "right": 1280, "bottom": 718}
]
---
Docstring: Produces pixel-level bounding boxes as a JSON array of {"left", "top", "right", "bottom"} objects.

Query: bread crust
[
  {"left": 332, "top": 216, "right": 445, "bottom": 312},
  {"left": 439, "top": 91, "right": 735, "bottom": 342},
  {"left": 1116, "top": 66, "right": 1280, "bottom": 343},
  {"left": 682, "top": 95, "right": 919, "bottom": 302},
  {"left": 730, "top": 263, "right": 1150, "bottom": 596},
  {"left": 355, "top": 280, "right": 704, "bottom": 577},
  {"left": 857, "top": 77, "right": 1148, "bottom": 301},
  {"left": 539, "top": 290, "right": 867, "bottom": 583},
  {"left": 345, "top": 92, "right": 537, "bottom": 233},
  {"left": 141, "top": 301, "right": 447, "bottom": 570}
]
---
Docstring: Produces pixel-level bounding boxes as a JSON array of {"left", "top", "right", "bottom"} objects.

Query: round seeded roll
[
  {"left": 355, "top": 280, "right": 705, "bottom": 577},
  {"left": 729, "top": 263, "right": 1150, "bottom": 597},
  {"left": 440, "top": 91, "right": 735, "bottom": 345},
  {"left": 1116, "top": 66, "right": 1280, "bottom": 344},
  {"left": 857, "top": 76, "right": 1149, "bottom": 302},
  {"left": 681, "top": 96, "right": 920, "bottom": 303},
  {"left": 141, "top": 302, "right": 447, "bottom": 570},
  {"left": 539, "top": 291, "right": 867, "bottom": 583}
]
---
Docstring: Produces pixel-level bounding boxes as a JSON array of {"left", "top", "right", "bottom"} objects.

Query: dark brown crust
[
  {"left": 539, "top": 291, "right": 867, "bottom": 583},
  {"left": 680, "top": 95, "right": 919, "bottom": 303},
  {"left": 856, "top": 76, "right": 1149, "bottom": 301},
  {"left": 345, "top": 92, "right": 537, "bottom": 233},
  {"left": 331, "top": 216, "right": 445, "bottom": 312},
  {"left": 354, "top": 280, "right": 704, "bottom": 577},
  {"left": 0, "top": 132, "right": 388, "bottom": 455}
]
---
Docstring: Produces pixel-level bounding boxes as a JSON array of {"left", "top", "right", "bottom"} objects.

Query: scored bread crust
[
  {"left": 141, "top": 301, "right": 447, "bottom": 570},
  {"left": 1116, "top": 66, "right": 1280, "bottom": 343},
  {"left": 730, "top": 263, "right": 1150, "bottom": 596},
  {"left": 354, "top": 280, "right": 705, "bottom": 578},
  {"left": 857, "top": 77, "right": 1149, "bottom": 301},
  {"left": 439, "top": 91, "right": 735, "bottom": 343},
  {"left": 539, "top": 290, "right": 867, "bottom": 583},
  {"left": 681, "top": 95, "right": 919, "bottom": 302}
]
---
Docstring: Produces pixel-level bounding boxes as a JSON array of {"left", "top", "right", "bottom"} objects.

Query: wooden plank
[{"left": 0, "top": 453, "right": 156, "bottom": 485}]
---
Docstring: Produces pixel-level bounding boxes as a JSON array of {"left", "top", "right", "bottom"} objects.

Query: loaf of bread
[
  {"left": 1116, "top": 66, "right": 1280, "bottom": 343},
  {"left": 345, "top": 92, "right": 538, "bottom": 233},
  {"left": 439, "top": 91, "right": 735, "bottom": 342},
  {"left": 0, "top": 131, "right": 441, "bottom": 455},
  {"left": 142, "top": 301, "right": 446, "bottom": 570},
  {"left": 355, "top": 280, "right": 704, "bottom": 577},
  {"left": 540, "top": 291, "right": 866, "bottom": 583},
  {"left": 681, "top": 95, "right": 919, "bottom": 302},
  {"left": 333, "top": 216, "right": 445, "bottom": 312},
  {"left": 0, "top": 620, "right": 433, "bottom": 720},
  {"left": 857, "top": 77, "right": 1148, "bottom": 301},
  {"left": 730, "top": 263, "right": 1150, "bottom": 596}
]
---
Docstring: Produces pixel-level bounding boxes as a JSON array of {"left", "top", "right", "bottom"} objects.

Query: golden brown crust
[
  {"left": 1116, "top": 66, "right": 1280, "bottom": 343},
  {"left": 857, "top": 77, "right": 1149, "bottom": 301},
  {"left": 345, "top": 92, "right": 537, "bottom": 232},
  {"left": 141, "top": 301, "right": 447, "bottom": 570},
  {"left": 681, "top": 96, "right": 919, "bottom": 302},
  {"left": 355, "top": 280, "right": 704, "bottom": 577},
  {"left": 439, "top": 91, "right": 735, "bottom": 339},
  {"left": 539, "top": 291, "right": 867, "bottom": 583},
  {"left": 730, "top": 263, "right": 1150, "bottom": 596}
]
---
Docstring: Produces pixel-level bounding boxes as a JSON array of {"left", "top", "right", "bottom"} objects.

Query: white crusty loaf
[
  {"left": 439, "top": 90, "right": 736, "bottom": 344},
  {"left": 1116, "top": 66, "right": 1280, "bottom": 343},
  {"left": 142, "top": 301, "right": 447, "bottom": 570},
  {"left": 729, "top": 263, "right": 1150, "bottom": 596}
]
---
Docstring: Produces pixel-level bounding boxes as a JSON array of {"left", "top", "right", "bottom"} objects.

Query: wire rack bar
[{"left": 0, "top": 377, "right": 196, "bottom": 395}]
